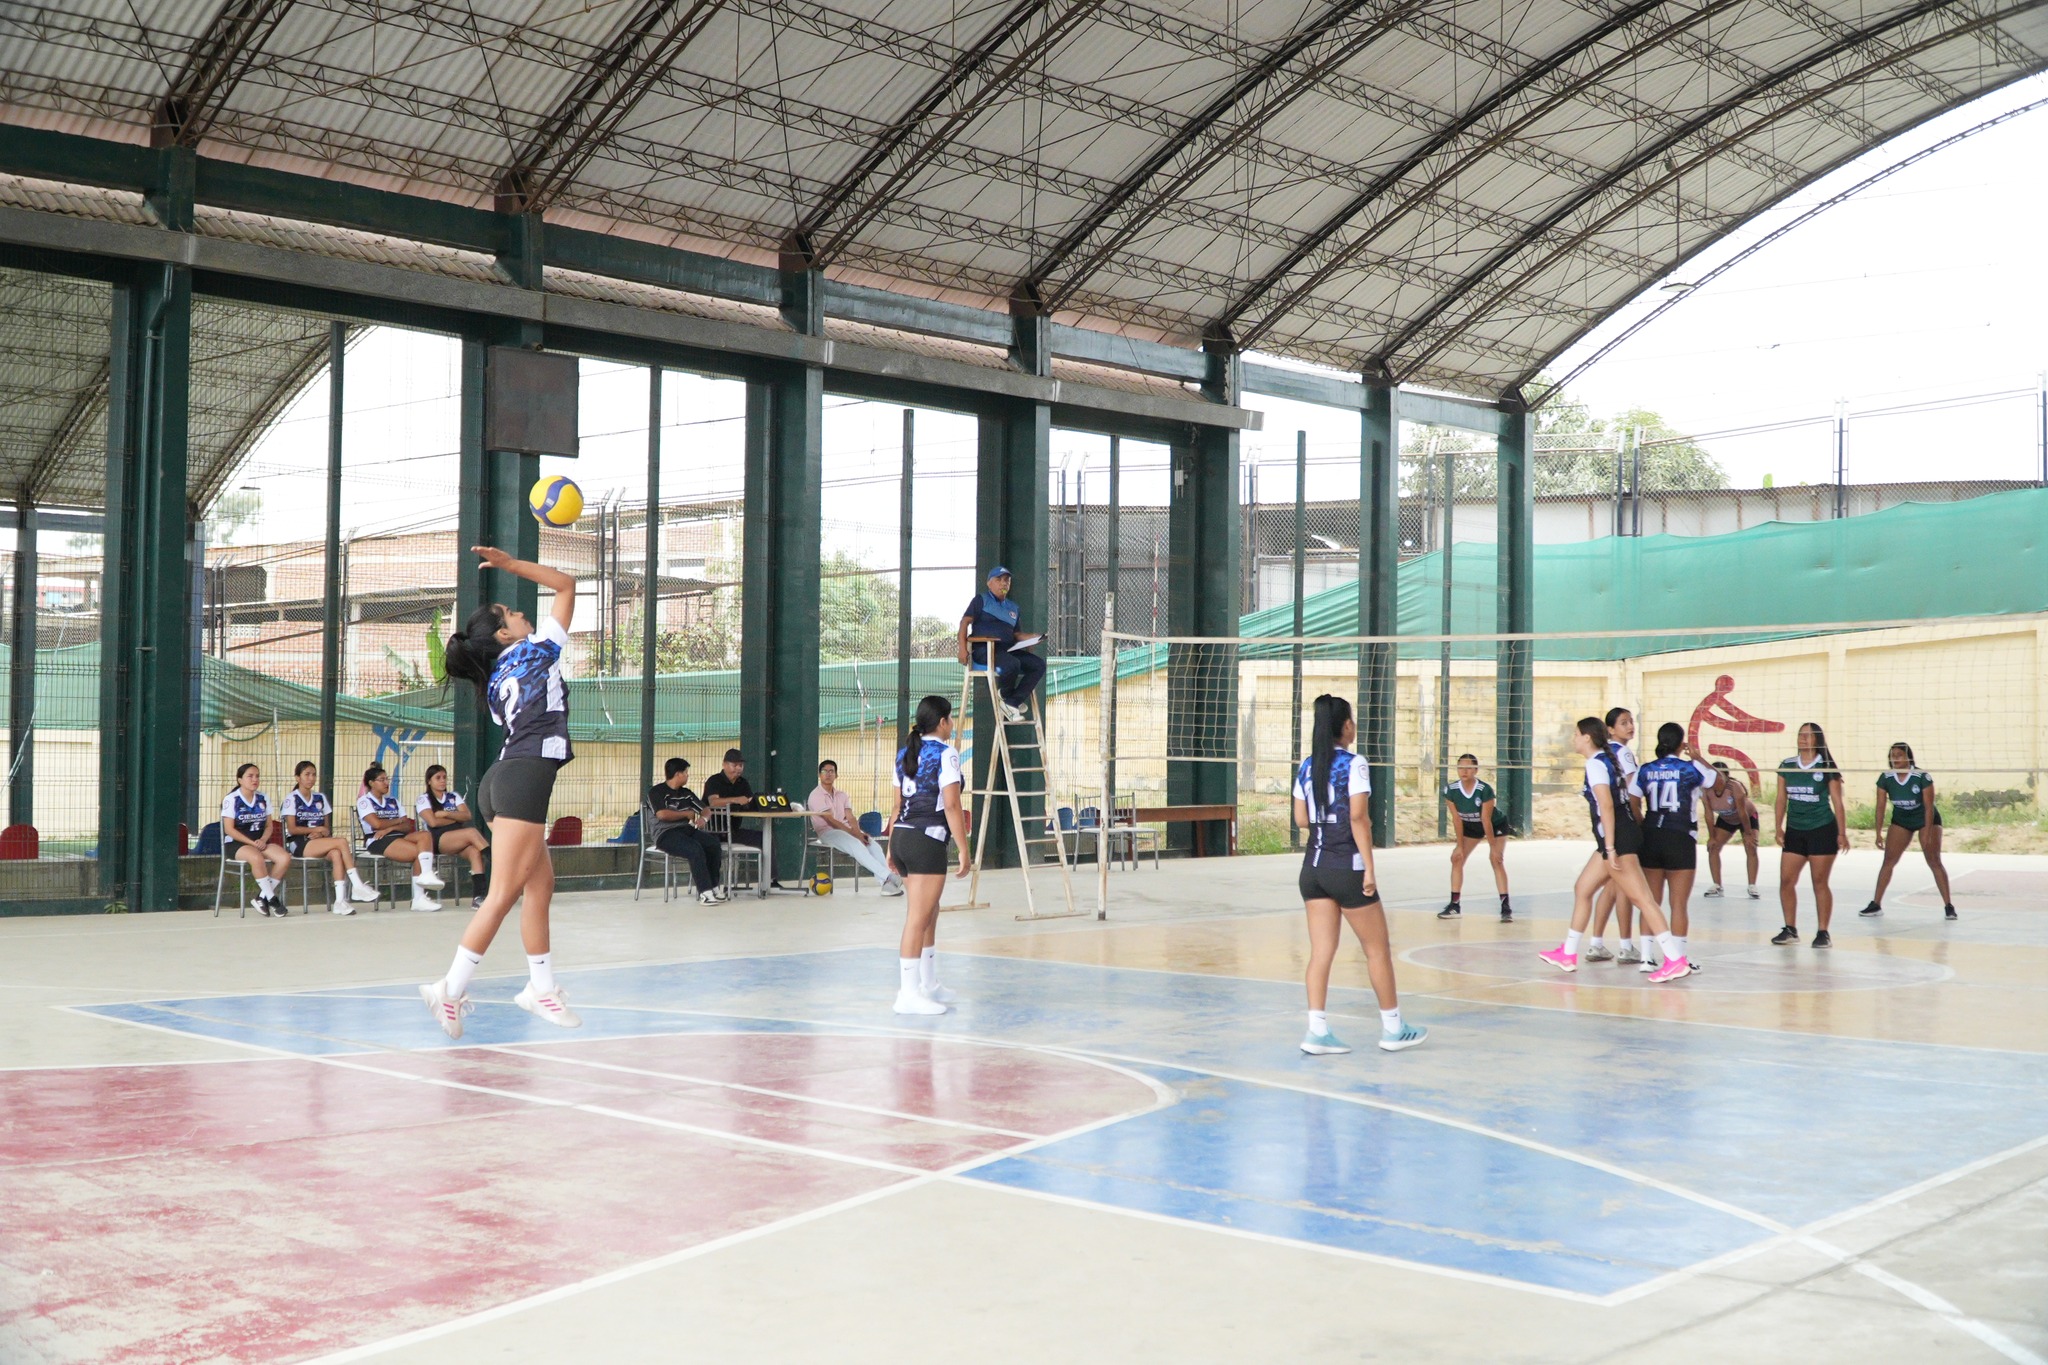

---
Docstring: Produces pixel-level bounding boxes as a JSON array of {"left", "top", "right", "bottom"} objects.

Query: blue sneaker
[
  {"left": 1299, "top": 1029, "right": 1351, "bottom": 1055},
  {"left": 1379, "top": 1022, "right": 1428, "bottom": 1052}
]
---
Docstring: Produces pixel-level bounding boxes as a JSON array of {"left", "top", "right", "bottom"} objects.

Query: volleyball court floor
[{"left": 4, "top": 842, "right": 2045, "bottom": 1364}]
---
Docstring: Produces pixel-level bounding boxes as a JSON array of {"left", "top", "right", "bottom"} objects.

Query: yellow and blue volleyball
[{"left": 529, "top": 475, "right": 582, "bottom": 527}]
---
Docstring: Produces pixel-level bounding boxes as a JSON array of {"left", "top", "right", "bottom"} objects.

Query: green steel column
[
  {"left": 897, "top": 408, "right": 914, "bottom": 742},
  {"left": 1165, "top": 345, "right": 1241, "bottom": 856},
  {"left": 318, "top": 323, "right": 343, "bottom": 804},
  {"left": 184, "top": 520, "right": 204, "bottom": 830},
  {"left": 972, "top": 400, "right": 1051, "bottom": 869},
  {"left": 1496, "top": 405, "right": 1536, "bottom": 835},
  {"left": 9, "top": 498, "right": 34, "bottom": 826},
  {"left": 740, "top": 364, "right": 823, "bottom": 880},
  {"left": 640, "top": 367, "right": 661, "bottom": 796},
  {"left": 100, "top": 261, "right": 193, "bottom": 910},
  {"left": 1359, "top": 381, "right": 1399, "bottom": 848}
]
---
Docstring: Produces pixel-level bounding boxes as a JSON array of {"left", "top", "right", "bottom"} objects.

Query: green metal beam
[
  {"left": 1165, "top": 367, "right": 1241, "bottom": 857},
  {"left": 740, "top": 364, "right": 824, "bottom": 881},
  {"left": 100, "top": 262, "right": 194, "bottom": 911},
  {"left": 1359, "top": 381, "right": 1399, "bottom": 848},
  {"left": 1496, "top": 407, "right": 1536, "bottom": 835},
  {"left": 319, "top": 322, "right": 344, "bottom": 798},
  {"left": 972, "top": 400, "right": 1051, "bottom": 870},
  {"left": 640, "top": 367, "right": 662, "bottom": 797},
  {"left": 8, "top": 499, "right": 34, "bottom": 827},
  {"left": 548, "top": 223, "right": 777, "bottom": 306}
]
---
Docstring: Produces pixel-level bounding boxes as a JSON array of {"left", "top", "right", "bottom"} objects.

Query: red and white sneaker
[
  {"left": 419, "top": 979, "right": 472, "bottom": 1040},
  {"left": 1537, "top": 947, "right": 1578, "bottom": 973},
  {"left": 1647, "top": 956, "right": 1693, "bottom": 984},
  {"left": 514, "top": 983, "right": 582, "bottom": 1028}
]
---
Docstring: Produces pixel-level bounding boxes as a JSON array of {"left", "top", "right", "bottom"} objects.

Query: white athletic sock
[
  {"left": 443, "top": 946, "right": 483, "bottom": 999},
  {"left": 416, "top": 853, "right": 433, "bottom": 875},
  {"left": 258, "top": 876, "right": 278, "bottom": 896},
  {"left": 333, "top": 885, "right": 349, "bottom": 905},
  {"left": 1307, "top": 1010, "right": 1330, "bottom": 1036},
  {"left": 1673, "top": 936, "right": 1688, "bottom": 958},
  {"left": 898, "top": 958, "right": 921, "bottom": 996},
  {"left": 1379, "top": 1007, "right": 1402, "bottom": 1033},
  {"left": 1657, "top": 932, "right": 1681, "bottom": 961},
  {"left": 348, "top": 868, "right": 371, "bottom": 891},
  {"left": 1634, "top": 935, "right": 1651, "bottom": 960},
  {"left": 1587, "top": 935, "right": 1605, "bottom": 951},
  {"left": 526, "top": 953, "right": 555, "bottom": 993},
  {"left": 919, "top": 946, "right": 937, "bottom": 991},
  {"left": 1564, "top": 930, "right": 1583, "bottom": 955}
]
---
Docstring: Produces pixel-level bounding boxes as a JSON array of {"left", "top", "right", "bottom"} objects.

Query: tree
[{"left": 208, "top": 488, "right": 265, "bottom": 544}]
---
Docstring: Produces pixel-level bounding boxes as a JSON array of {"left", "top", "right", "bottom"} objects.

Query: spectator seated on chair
[
  {"left": 282, "top": 760, "right": 379, "bottom": 914},
  {"left": 356, "top": 765, "right": 444, "bottom": 911},
  {"left": 415, "top": 764, "right": 489, "bottom": 908},
  {"left": 808, "top": 759, "right": 901, "bottom": 895},
  {"left": 649, "top": 756, "right": 726, "bottom": 904},
  {"left": 222, "top": 763, "right": 292, "bottom": 917},
  {"left": 701, "top": 749, "right": 760, "bottom": 848},
  {"left": 957, "top": 564, "right": 1045, "bottom": 723}
]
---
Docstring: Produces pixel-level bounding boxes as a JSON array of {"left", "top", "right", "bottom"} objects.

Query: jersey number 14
[{"left": 1645, "top": 776, "right": 1685, "bottom": 815}]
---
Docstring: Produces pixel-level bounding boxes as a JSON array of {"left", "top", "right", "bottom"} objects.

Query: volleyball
[{"left": 529, "top": 475, "right": 582, "bottom": 527}]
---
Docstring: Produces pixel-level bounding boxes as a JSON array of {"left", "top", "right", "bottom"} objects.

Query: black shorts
[
  {"left": 1458, "top": 812, "right": 1509, "bottom": 840},
  {"left": 1298, "top": 857, "right": 1378, "bottom": 909},
  {"left": 1783, "top": 820, "right": 1841, "bottom": 858},
  {"left": 1889, "top": 810, "right": 1942, "bottom": 834},
  {"left": 889, "top": 824, "right": 953, "bottom": 877},
  {"left": 284, "top": 835, "right": 309, "bottom": 857},
  {"left": 1713, "top": 813, "right": 1759, "bottom": 833},
  {"left": 1636, "top": 823, "right": 1698, "bottom": 871},
  {"left": 476, "top": 758, "right": 559, "bottom": 826},
  {"left": 1594, "top": 816, "right": 1643, "bottom": 859},
  {"left": 365, "top": 832, "right": 407, "bottom": 858}
]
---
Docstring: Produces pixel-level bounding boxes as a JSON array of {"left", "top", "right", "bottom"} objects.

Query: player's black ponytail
[
  {"left": 423, "top": 764, "right": 449, "bottom": 810},
  {"left": 444, "top": 604, "right": 507, "bottom": 694},
  {"left": 901, "top": 694, "right": 951, "bottom": 780},
  {"left": 1799, "top": 721, "right": 1839, "bottom": 781},
  {"left": 1308, "top": 694, "right": 1352, "bottom": 823},
  {"left": 1654, "top": 721, "right": 1684, "bottom": 758}
]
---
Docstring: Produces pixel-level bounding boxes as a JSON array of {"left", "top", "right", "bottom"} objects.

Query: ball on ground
[{"left": 530, "top": 475, "right": 582, "bottom": 527}]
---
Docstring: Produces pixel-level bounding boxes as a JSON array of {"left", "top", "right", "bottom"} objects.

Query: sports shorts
[
  {"left": 477, "top": 757, "right": 560, "bottom": 826},
  {"left": 1594, "top": 815, "right": 1643, "bottom": 859},
  {"left": 1782, "top": 820, "right": 1841, "bottom": 858},
  {"left": 1298, "top": 857, "right": 1379, "bottom": 910},
  {"left": 1636, "top": 823, "right": 1698, "bottom": 871},
  {"left": 889, "top": 824, "right": 952, "bottom": 877}
]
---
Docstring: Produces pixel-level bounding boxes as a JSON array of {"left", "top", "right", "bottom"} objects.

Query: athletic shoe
[
  {"left": 893, "top": 990, "right": 947, "bottom": 1016},
  {"left": 924, "top": 983, "right": 959, "bottom": 1005},
  {"left": 699, "top": 890, "right": 721, "bottom": 905},
  {"left": 1771, "top": 925, "right": 1800, "bottom": 945},
  {"left": 412, "top": 865, "right": 445, "bottom": 891},
  {"left": 331, "top": 898, "right": 354, "bottom": 916},
  {"left": 1746, "top": 885, "right": 1760, "bottom": 899},
  {"left": 419, "top": 980, "right": 471, "bottom": 1040},
  {"left": 1944, "top": 904, "right": 1958, "bottom": 920},
  {"left": 348, "top": 881, "right": 379, "bottom": 903},
  {"left": 471, "top": 894, "right": 485, "bottom": 909},
  {"left": 514, "top": 983, "right": 582, "bottom": 1028},
  {"left": 1000, "top": 702, "right": 1025, "bottom": 724},
  {"left": 1300, "top": 1029, "right": 1350, "bottom": 1055},
  {"left": 1703, "top": 884, "right": 1725, "bottom": 898},
  {"left": 1859, "top": 901, "right": 1882, "bottom": 917},
  {"left": 1582, "top": 942, "right": 1614, "bottom": 962},
  {"left": 1499, "top": 905, "right": 1513, "bottom": 922},
  {"left": 252, "top": 896, "right": 275, "bottom": 917},
  {"left": 1812, "top": 930, "right": 1832, "bottom": 949},
  {"left": 1646, "top": 956, "right": 1692, "bottom": 984},
  {"left": 881, "top": 878, "right": 906, "bottom": 897},
  {"left": 267, "top": 895, "right": 288, "bottom": 917},
  {"left": 1537, "top": 947, "right": 1577, "bottom": 972},
  {"left": 1379, "top": 1022, "right": 1428, "bottom": 1052},
  {"left": 1437, "top": 902, "right": 1461, "bottom": 919},
  {"left": 410, "top": 893, "right": 441, "bottom": 913},
  {"left": 1616, "top": 944, "right": 1642, "bottom": 964},
  {"left": 1637, "top": 956, "right": 1658, "bottom": 974}
]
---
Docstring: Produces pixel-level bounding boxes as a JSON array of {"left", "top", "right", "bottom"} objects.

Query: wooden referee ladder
[{"left": 961, "top": 638, "right": 1082, "bottom": 921}]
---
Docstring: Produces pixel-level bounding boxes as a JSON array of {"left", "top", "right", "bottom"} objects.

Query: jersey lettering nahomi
[
  {"left": 1877, "top": 769, "right": 1935, "bottom": 830},
  {"left": 489, "top": 616, "right": 574, "bottom": 764},
  {"left": 1638, "top": 755, "right": 1718, "bottom": 836},
  {"left": 1294, "top": 749, "right": 1369, "bottom": 870},
  {"left": 897, "top": 738, "right": 963, "bottom": 838},
  {"left": 1779, "top": 755, "right": 1839, "bottom": 830},
  {"left": 281, "top": 790, "right": 330, "bottom": 831},
  {"left": 1443, "top": 778, "right": 1495, "bottom": 824},
  {"left": 220, "top": 790, "right": 271, "bottom": 840},
  {"left": 1581, "top": 748, "right": 1632, "bottom": 840}
]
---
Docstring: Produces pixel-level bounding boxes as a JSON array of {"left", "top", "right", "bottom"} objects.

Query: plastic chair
[
  {"left": 709, "top": 807, "right": 761, "bottom": 892},
  {"left": 858, "top": 811, "right": 884, "bottom": 838},
  {"left": 547, "top": 816, "right": 583, "bottom": 847},
  {"left": 0, "top": 824, "right": 37, "bottom": 860},
  {"left": 636, "top": 804, "right": 680, "bottom": 903},
  {"left": 192, "top": 822, "right": 222, "bottom": 857},
  {"left": 351, "top": 808, "right": 398, "bottom": 907},
  {"left": 611, "top": 811, "right": 641, "bottom": 845}
]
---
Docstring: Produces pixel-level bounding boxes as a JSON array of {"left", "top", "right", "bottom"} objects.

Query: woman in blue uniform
[
  {"left": 421, "top": 546, "right": 582, "bottom": 1039},
  {"left": 415, "top": 764, "right": 490, "bottom": 908},
  {"left": 281, "top": 760, "right": 379, "bottom": 914},
  {"left": 1294, "top": 694, "right": 1425, "bottom": 1056},
  {"left": 1633, "top": 723, "right": 1721, "bottom": 974},
  {"left": 884, "top": 694, "right": 971, "bottom": 1015},
  {"left": 221, "top": 763, "right": 291, "bottom": 917},
  {"left": 356, "top": 766, "right": 443, "bottom": 912}
]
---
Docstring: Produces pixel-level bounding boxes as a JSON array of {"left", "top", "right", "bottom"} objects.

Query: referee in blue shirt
[{"left": 957, "top": 565, "right": 1045, "bottom": 722}]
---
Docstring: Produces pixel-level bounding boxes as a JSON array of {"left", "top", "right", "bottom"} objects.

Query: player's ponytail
[
  {"left": 444, "top": 604, "right": 507, "bottom": 694},
  {"left": 1654, "top": 721, "right": 1684, "bottom": 758},
  {"left": 1308, "top": 694, "right": 1352, "bottom": 823},
  {"left": 901, "top": 694, "right": 951, "bottom": 780},
  {"left": 1603, "top": 706, "right": 1631, "bottom": 729},
  {"left": 422, "top": 764, "right": 449, "bottom": 810}
]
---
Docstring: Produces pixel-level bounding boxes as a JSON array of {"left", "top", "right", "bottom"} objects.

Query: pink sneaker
[
  {"left": 1647, "top": 956, "right": 1692, "bottom": 983},
  {"left": 1537, "top": 947, "right": 1578, "bottom": 973}
]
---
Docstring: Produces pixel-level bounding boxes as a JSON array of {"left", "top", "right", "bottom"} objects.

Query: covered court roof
[{"left": 0, "top": 0, "right": 2044, "bottom": 510}]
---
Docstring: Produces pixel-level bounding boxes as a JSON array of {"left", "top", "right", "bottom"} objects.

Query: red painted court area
[{"left": 2, "top": 1033, "right": 1154, "bottom": 1364}]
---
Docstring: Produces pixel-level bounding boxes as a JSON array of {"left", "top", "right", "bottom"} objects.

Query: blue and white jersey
[
  {"left": 282, "top": 790, "right": 330, "bottom": 830},
  {"left": 1638, "top": 755, "right": 1719, "bottom": 834},
  {"left": 896, "top": 737, "right": 963, "bottom": 835},
  {"left": 1293, "top": 749, "right": 1368, "bottom": 870},
  {"left": 961, "top": 590, "right": 1021, "bottom": 663},
  {"left": 219, "top": 790, "right": 270, "bottom": 840},
  {"left": 488, "top": 616, "right": 573, "bottom": 764},
  {"left": 416, "top": 790, "right": 467, "bottom": 819},
  {"left": 356, "top": 791, "right": 404, "bottom": 838},
  {"left": 1581, "top": 749, "right": 1629, "bottom": 839},
  {"left": 1608, "top": 740, "right": 1642, "bottom": 800}
]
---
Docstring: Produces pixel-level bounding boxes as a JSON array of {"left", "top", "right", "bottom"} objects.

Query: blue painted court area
[{"left": 82, "top": 948, "right": 2048, "bottom": 1299}]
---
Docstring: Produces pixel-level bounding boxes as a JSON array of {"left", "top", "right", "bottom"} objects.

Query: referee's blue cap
[{"left": 986, "top": 564, "right": 1012, "bottom": 579}]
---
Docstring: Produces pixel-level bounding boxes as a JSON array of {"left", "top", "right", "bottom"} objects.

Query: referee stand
[{"left": 960, "top": 637, "right": 1081, "bottom": 921}]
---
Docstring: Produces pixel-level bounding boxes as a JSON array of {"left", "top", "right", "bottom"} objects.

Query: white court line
[{"left": 1815, "top": 1245, "right": 2046, "bottom": 1365}]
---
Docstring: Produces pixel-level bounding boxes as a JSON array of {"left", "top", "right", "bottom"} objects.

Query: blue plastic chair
[
  {"left": 193, "top": 822, "right": 222, "bottom": 857},
  {"left": 611, "top": 811, "right": 641, "bottom": 845},
  {"left": 858, "top": 811, "right": 884, "bottom": 837}
]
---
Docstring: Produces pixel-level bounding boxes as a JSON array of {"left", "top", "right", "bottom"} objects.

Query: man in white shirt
[{"left": 807, "top": 760, "right": 902, "bottom": 895}]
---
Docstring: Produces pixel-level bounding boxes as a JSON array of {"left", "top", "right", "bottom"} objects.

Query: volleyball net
[{"left": 1087, "top": 613, "right": 2048, "bottom": 848}]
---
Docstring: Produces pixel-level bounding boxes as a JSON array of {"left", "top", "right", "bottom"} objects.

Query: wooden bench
[{"left": 1130, "top": 804, "right": 1238, "bottom": 857}]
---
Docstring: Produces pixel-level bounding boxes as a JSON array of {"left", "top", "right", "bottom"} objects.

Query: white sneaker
[
  {"left": 894, "top": 990, "right": 947, "bottom": 1016},
  {"left": 924, "top": 982, "right": 959, "bottom": 1005},
  {"left": 881, "top": 877, "right": 906, "bottom": 897},
  {"left": 1582, "top": 942, "right": 1614, "bottom": 962},
  {"left": 1616, "top": 945, "right": 1643, "bottom": 964},
  {"left": 1703, "top": 884, "right": 1724, "bottom": 898},
  {"left": 410, "top": 892, "right": 442, "bottom": 912},
  {"left": 514, "top": 983, "right": 582, "bottom": 1028},
  {"left": 420, "top": 980, "right": 471, "bottom": 1040},
  {"left": 1746, "top": 885, "right": 1760, "bottom": 899},
  {"left": 348, "top": 880, "right": 379, "bottom": 903},
  {"left": 1000, "top": 702, "right": 1025, "bottom": 723},
  {"left": 331, "top": 896, "right": 355, "bottom": 916},
  {"left": 1637, "top": 956, "right": 1658, "bottom": 974},
  {"left": 698, "top": 889, "right": 721, "bottom": 905},
  {"left": 413, "top": 864, "right": 445, "bottom": 891}
]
